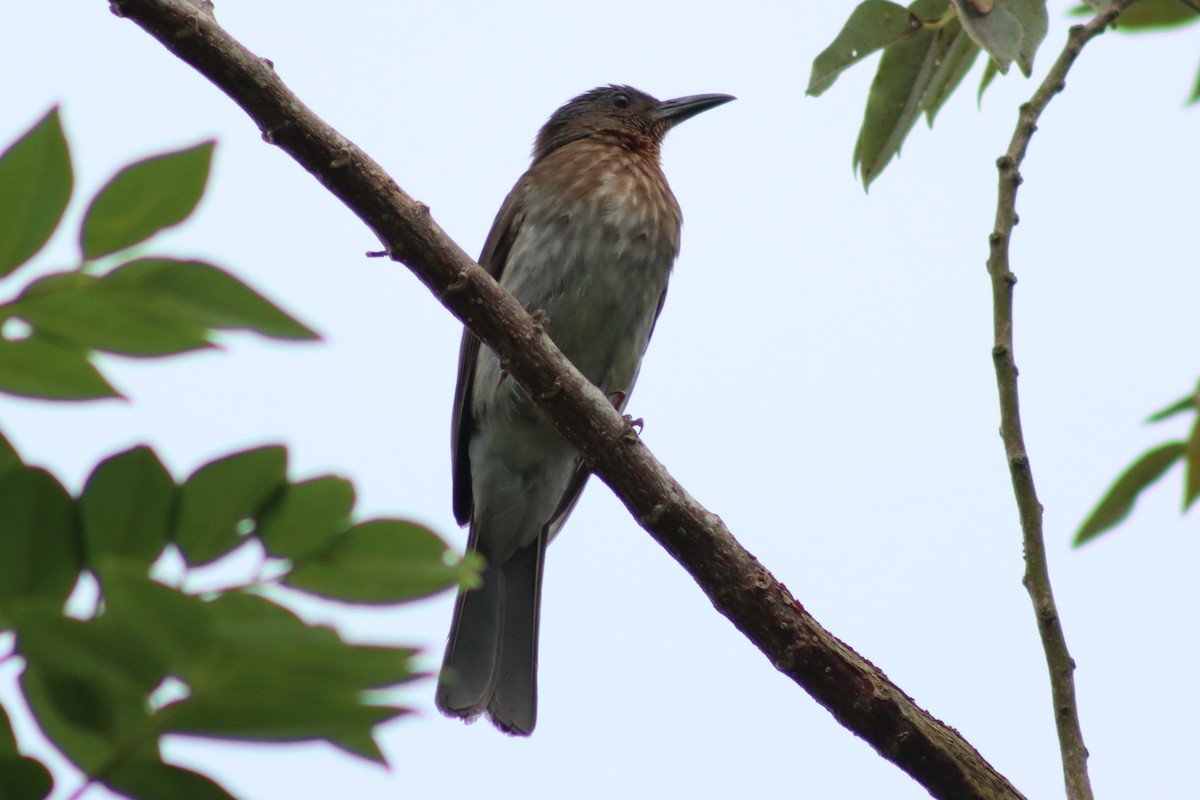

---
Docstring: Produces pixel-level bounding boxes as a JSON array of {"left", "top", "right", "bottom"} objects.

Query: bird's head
[{"left": 533, "top": 85, "right": 734, "bottom": 160}]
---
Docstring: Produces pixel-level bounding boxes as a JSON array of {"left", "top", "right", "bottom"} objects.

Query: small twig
[{"left": 986, "top": 3, "right": 1137, "bottom": 799}]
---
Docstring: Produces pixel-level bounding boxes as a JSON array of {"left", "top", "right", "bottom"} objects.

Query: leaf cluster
[
  {"left": 0, "top": 109, "right": 316, "bottom": 400},
  {"left": 1074, "top": 386, "right": 1200, "bottom": 544},
  {"left": 0, "top": 111, "right": 476, "bottom": 800},
  {"left": 808, "top": 0, "right": 1198, "bottom": 188}
]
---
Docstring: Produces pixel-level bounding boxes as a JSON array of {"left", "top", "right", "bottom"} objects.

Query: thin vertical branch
[{"left": 987, "top": 3, "right": 1137, "bottom": 799}]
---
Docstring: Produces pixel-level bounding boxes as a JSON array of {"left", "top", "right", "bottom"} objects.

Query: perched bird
[{"left": 437, "top": 85, "right": 733, "bottom": 735}]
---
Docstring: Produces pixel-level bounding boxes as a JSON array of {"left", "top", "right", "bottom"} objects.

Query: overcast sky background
[{"left": 2, "top": 2, "right": 1198, "bottom": 798}]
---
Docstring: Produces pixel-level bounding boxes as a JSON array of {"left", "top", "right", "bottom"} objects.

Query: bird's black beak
[{"left": 652, "top": 93, "right": 735, "bottom": 127}]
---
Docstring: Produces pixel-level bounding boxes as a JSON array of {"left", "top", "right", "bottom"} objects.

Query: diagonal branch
[
  {"left": 110, "top": 0, "right": 1023, "bottom": 796},
  {"left": 986, "top": 3, "right": 1137, "bottom": 799}
]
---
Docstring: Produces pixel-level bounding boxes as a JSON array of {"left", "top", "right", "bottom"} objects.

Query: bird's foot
[
  {"left": 526, "top": 305, "right": 550, "bottom": 332},
  {"left": 624, "top": 415, "right": 644, "bottom": 435}
]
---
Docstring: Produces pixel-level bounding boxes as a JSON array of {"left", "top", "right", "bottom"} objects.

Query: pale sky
[{"left": 2, "top": 2, "right": 1198, "bottom": 799}]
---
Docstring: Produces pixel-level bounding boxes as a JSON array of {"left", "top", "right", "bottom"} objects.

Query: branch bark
[
  {"left": 986, "top": 3, "right": 1137, "bottom": 799},
  {"left": 110, "top": 0, "right": 1026, "bottom": 796}
]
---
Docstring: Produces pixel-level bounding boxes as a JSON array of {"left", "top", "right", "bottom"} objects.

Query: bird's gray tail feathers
[{"left": 436, "top": 538, "right": 545, "bottom": 736}]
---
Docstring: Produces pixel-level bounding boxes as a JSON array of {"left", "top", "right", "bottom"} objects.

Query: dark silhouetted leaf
[
  {"left": 104, "top": 258, "right": 318, "bottom": 341},
  {"left": 0, "top": 335, "right": 120, "bottom": 401},
  {"left": 808, "top": 0, "right": 922, "bottom": 97},
  {"left": 0, "top": 468, "right": 82, "bottom": 606},
  {"left": 922, "top": 18, "right": 981, "bottom": 124},
  {"left": 0, "top": 108, "right": 73, "bottom": 277},
  {"left": 81, "top": 446, "right": 175, "bottom": 564},
  {"left": 258, "top": 476, "right": 356, "bottom": 560},
  {"left": 1075, "top": 441, "right": 1186, "bottom": 546},
  {"left": 287, "top": 519, "right": 468, "bottom": 604},
  {"left": 80, "top": 141, "right": 214, "bottom": 260},
  {"left": 174, "top": 446, "right": 288, "bottom": 565},
  {"left": 13, "top": 272, "right": 212, "bottom": 357}
]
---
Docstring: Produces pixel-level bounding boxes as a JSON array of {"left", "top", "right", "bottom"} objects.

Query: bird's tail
[{"left": 435, "top": 537, "right": 545, "bottom": 736}]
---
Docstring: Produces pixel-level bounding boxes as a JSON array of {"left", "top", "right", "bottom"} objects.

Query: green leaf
[
  {"left": 0, "top": 335, "right": 121, "bottom": 401},
  {"left": 1072, "top": 0, "right": 1200, "bottom": 30},
  {"left": 19, "top": 660, "right": 157, "bottom": 776},
  {"left": 13, "top": 608, "right": 166, "bottom": 783},
  {"left": 922, "top": 18, "right": 981, "bottom": 125},
  {"left": 258, "top": 476, "right": 356, "bottom": 560},
  {"left": 1075, "top": 441, "right": 1186, "bottom": 546},
  {"left": 1007, "top": 0, "right": 1049, "bottom": 77},
  {"left": 96, "top": 561, "right": 216, "bottom": 666},
  {"left": 0, "top": 431, "right": 21, "bottom": 479},
  {"left": 15, "top": 610, "right": 168, "bottom": 710},
  {"left": 977, "top": 56, "right": 1000, "bottom": 104},
  {"left": 104, "top": 258, "right": 319, "bottom": 341},
  {"left": 80, "top": 141, "right": 214, "bottom": 260},
  {"left": 0, "top": 754, "right": 53, "bottom": 800},
  {"left": 174, "top": 446, "right": 288, "bottom": 566},
  {"left": 0, "top": 108, "right": 73, "bottom": 277},
  {"left": 13, "top": 575, "right": 217, "bottom": 782},
  {"left": 108, "top": 760, "right": 236, "bottom": 800},
  {"left": 854, "top": 0, "right": 949, "bottom": 188},
  {"left": 0, "top": 467, "right": 83, "bottom": 607},
  {"left": 287, "top": 519, "right": 467, "bottom": 604},
  {"left": 1185, "top": 415, "right": 1200, "bottom": 510},
  {"left": 324, "top": 727, "right": 390, "bottom": 764},
  {"left": 951, "top": 0, "right": 1022, "bottom": 75},
  {"left": 0, "top": 706, "right": 18, "bottom": 753},
  {"left": 169, "top": 690, "right": 401, "bottom": 754},
  {"left": 19, "top": 665, "right": 106, "bottom": 774},
  {"left": 166, "top": 592, "right": 413, "bottom": 760},
  {"left": 12, "top": 272, "right": 213, "bottom": 357},
  {"left": 1189, "top": 61, "right": 1200, "bottom": 106},
  {"left": 81, "top": 446, "right": 176, "bottom": 564},
  {"left": 207, "top": 593, "right": 418, "bottom": 690},
  {"left": 0, "top": 705, "right": 54, "bottom": 799},
  {"left": 808, "top": 1, "right": 922, "bottom": 97},
  {"left": 1146, "top": 393, "right": 1195, "bottom": 423}
]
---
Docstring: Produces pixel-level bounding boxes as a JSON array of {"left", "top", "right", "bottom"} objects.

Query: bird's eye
[{"left": 612, "top": 93, "right": 632, "bottom": 109}]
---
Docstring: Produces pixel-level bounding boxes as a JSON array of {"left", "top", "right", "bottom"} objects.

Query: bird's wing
[
  {"left": 646, "top": 284, "right": 670, "bottom": 345},
  {"left": 451, "top": 178, "right": 527, "bottom": 526}
]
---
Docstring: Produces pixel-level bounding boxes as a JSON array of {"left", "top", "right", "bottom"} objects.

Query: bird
[{"left": 436, "top": 85, "right": 733, "bottom": 735}]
